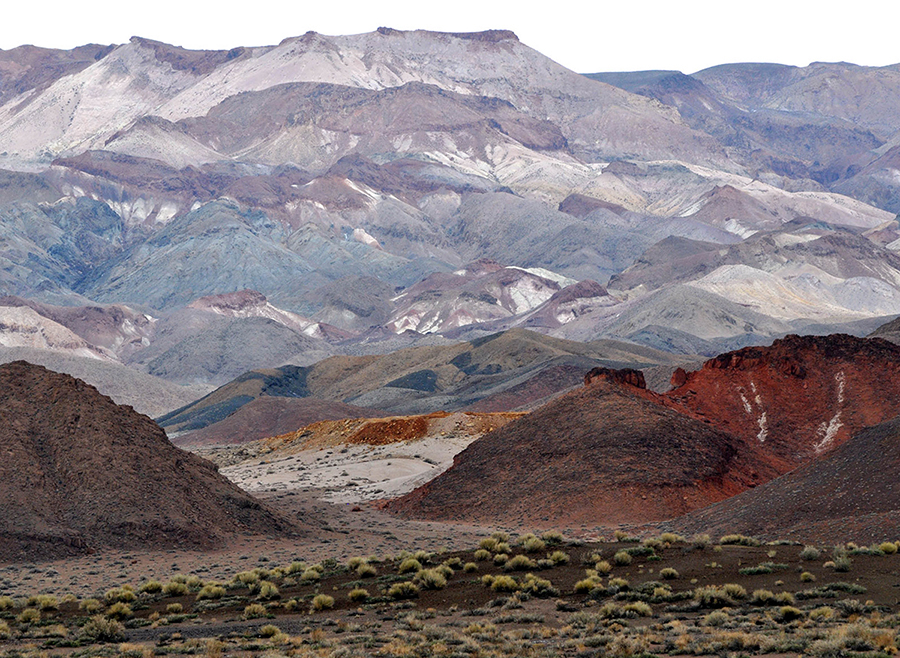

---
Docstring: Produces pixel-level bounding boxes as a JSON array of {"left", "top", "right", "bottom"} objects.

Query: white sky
[{"left": 2, "top": 0, "right": 898, "bottom": 74}]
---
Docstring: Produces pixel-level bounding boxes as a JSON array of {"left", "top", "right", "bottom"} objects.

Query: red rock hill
[
  {"left": 388, "top": 376, "right": 776, "bottom": 526},
  {"left": 664, "top": 334, "right": 900, "bottom": 470}
]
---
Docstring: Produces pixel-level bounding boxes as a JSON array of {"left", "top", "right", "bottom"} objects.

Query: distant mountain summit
[{"left": 0, "top": 361, "right": 297, "bottom": 561}]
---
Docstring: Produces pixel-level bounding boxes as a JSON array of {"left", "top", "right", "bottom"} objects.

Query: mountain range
[{"left": 1, "top": 29, "right": 900, "bottom": 392}]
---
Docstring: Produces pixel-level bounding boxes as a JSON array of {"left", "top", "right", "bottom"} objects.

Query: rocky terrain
[
  {"left": 387, "top": 373, "right": 776, "bottom": 526},
  {"left": 669, "top": 413, "right": 900, "bottom": 543},
  {"left": 389, "top": 332, "right": 900, "bottom": 527},
  {"left": 0, "top": 361, "right": 297, "bottom": 561},
  {"left": 158, "top": 328, "right": 684, "bottom": 436},
  {"left": 0, "top": 30, "right": 899, "bottom": 369}
]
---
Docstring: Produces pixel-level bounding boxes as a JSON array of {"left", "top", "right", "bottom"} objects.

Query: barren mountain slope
[
  {"left": 665, "top": 334, "right": 900, "bottom": 468},
  {"left": 0, "top": 361, "right": 297, "bottom": 561},
  {"left": 158, "top": 328, "right": 684, "bottom": 432},
  {"left": 0, "top": 347, "right": 209, "bottom": 417},
  {"left": 388, "top": 373, "right": 773, "bottom": 526},
  {"left": 668, "top": 414, "right": 900, "bottom": 543}
]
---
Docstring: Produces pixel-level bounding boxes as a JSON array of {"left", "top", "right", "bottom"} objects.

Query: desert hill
[
  {"left": 391, "top": 333, "right": 900, "bottom": 526},
  {"left": 387, "top": 371, "right": 775, "bottom": 526},
  {"left": 158, "top": 328, "right": 685, "bottom": 434},
  {"left": 665, "top": 333, "right": 900, "bottom": 468},
  {"left": 668, "top": 414, "right": 900, "bottom": 543},
  {"left": 0, "top": 361, "right": 297, "bottom": 561}
]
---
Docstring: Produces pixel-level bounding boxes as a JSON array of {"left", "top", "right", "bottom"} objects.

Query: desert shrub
[
  {"left": 777, "top": 605, "right": 803, "bottom": 622},
  {"left": 613, "top": 550, "right": 632, "bottom": 566},
  {"left": 614, "top": 530, "right": 635, "bottom": 542},
  {"left": 185, "top": 575, "right": 204, "bottom": 590},
  {"left": 257, "top": 581, "right": 280, "bottom": 600},
  {"left": 258, "top": 624, "right": 281, "bottom": 637},
  {"left": 414, "top": 569, "right": 448, "bottom": 590},
  {"left": 598, "top": 602, "right": 625, "bottom": 619},
  {"left": 703, "top": 610, "right": 730, "bottom": 627},
  {"left": 643, "top": 538, "right": 663, "bottom": 552},
  {"left": 574, "top": 577, "right": 601, "bottom": 594},
  {"left": 809, "top": 606, "right": 835, "bottom": 621},
  {"left": 880, "top": 542, "right": 898, "bottom": 555},
  {"left": 608, "top": 577, "right": 630, "bottom": 590},
  {"left": 594, "top": 560, "right": 612, "bottom": 574},
  {"left": 491, "top": 531, "right": 510, "bottom": 542},
  {"left": 695, "top": 585, "right": 744, "bottom": 608},
  {"left": 463, "top": 562, "right": 478, "bottom": 573},
  {"left": 162, "top": 580, "right": 189, "bottom": 597},
  {"left": 797, "top": 582, "right": 866, "bottom": 600},
  {"left": 521, "top": 574, "right": 558, "bottom": 597},
  {"left": 233, "top": 571, "right": 260, "bottom": 587},
  {"left": 79, "top": 598, "right": 102, "bottom": 614},
  {"left": 490, "top": 575, "right": 520, "bottom": 592},
  {"left": 106, "top": 602, "right": 132, "bottom": 620},
  {"left": 481, "top": 574, "right": 495, "bottom": 586},
  {"left": 398, "top": 558, "right": 423, "bottom": 574},
  {"left": 197, "top": 584, "right": 226, "bottom": 600},
  {"left": 346, "top": 557, "right": 366, "bottom": 569},
  {"left": 833, "top": 556, "right": 852, "bottom": 572},
  {"left": 353, "top": 563, "right": 375, "bottom": 578},
  {"left": 479, "top": 537, "right": 499, "bottom": 551},
  {"left": 493, "top": 553, "right": 509, "bottom": 566},
  {"left": 800, "top": 545, "right": 821, "bottom": 561},
  {"left": 624, "top": 601, "right": 653, "bottom": 617},
  {"left": 0, "top": 596, "right": 14, "bottom": 611},
  {"left": 719, "top": 534, "right": 761, "bottom": 546},
  {"left": 348, "top": 588, "right": 370, "bottom": 603},
  {"left": 388, "top": 581, "right": 420, "bottom": 600},
  {"left": 166, "top": 603, "right": 183, "bottom": 614},
  {"left": 659, "top": 532, "right": 684, "bottom": 544},
  {"left": 435, "top": 564, "right": 454, "bottom": 578},
  {"left": 286, "top": 561, "right": 307, "bottom": 574},
  {"left": 692, "top": 534, "right": 712, "bottom": 550},
  {"left": 659, "top": 567, "right": 679, "bottom": 580},
  {"left": 33, "top": 594, "right": 58, "bottom": 610},
  {"left": 751, "top": 589, "right": 776, "bottom": 605},
  {"left": 835, "top": 599, "right": 866, "bottom": 617},
  {"left": 801, "top": 571, "right": 816, "bottom": 582},
  {"left": 547, "top": 550, "right": 569, "bottom": 565},
  {"left": 775, "top": 591, "right": 796, "bottom": 605},
  {"left": 79, "top": 615, "right": 125, "bottom": 642},
  {"left": 724, "top": 583, "right": 747, "bottom": 599},
  {"left": 310, "top": 594, "right": 335, "bottom": 611},
  {"left": 16, "top": 608, "right": 40, "bottom": 624},
  {"left": 520, "top": 534, "right": 546, "bottom": 553},
  {"left": 473, "top": 549, "right": 492, "bottom": 562},
  {"left": 442, "top": 556, "right": 462, "bottom": 569},
  {"left": 139, "top": 580, "right": 162, "bottom": 594},
  {"left": 243, "top": 603, "right": 267, "bottom": 619},
  {"left": 504, "top": 555, "right": 537, "bottom": 571},
  {"left": 300, "top": 567, "right": 322, "bottom": 582},
  {"left": 541, "top": 530, "right": 564, "bottom": 545},
  {"left": 104, "top": 587, "right": 136, "bottom": 603},
  {"left": 0, "top": 620, "right": 8, "bottom": 640}
]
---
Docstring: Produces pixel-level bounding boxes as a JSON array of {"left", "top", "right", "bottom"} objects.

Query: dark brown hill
[
  {"left": 388, "top": 376, "right": 775, "bottom": 526},
  {"left": 668, "top": 415, "right": 900, "bottom": 543},
  {"left": 665, "top": 333, "right": 900, "bottom": 470},
  {"left": 0, "top": 361, "right": 297, "bottom": 561}
]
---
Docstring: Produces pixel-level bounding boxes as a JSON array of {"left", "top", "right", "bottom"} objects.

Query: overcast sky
[{"left": 2, "top": 0, "right": 898, "bottom": 74}]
